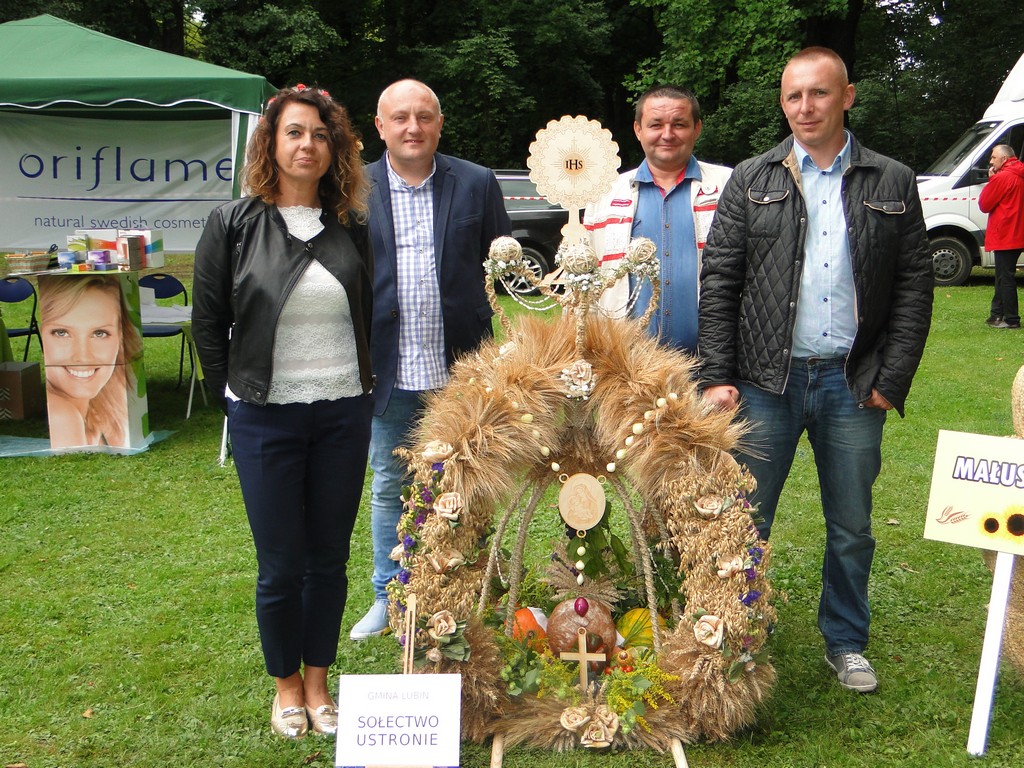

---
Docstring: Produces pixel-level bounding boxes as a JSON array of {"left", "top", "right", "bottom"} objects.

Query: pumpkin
[
  {"left": 511, "top": 607, "right": 548, "bottom": 651},
  {"left": 616, "top": 607, "right": 666, "bottom": 649}
]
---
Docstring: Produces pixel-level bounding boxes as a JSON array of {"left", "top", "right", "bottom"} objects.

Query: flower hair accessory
[
  {"left": 292, "top": 83, "right": 331, "bottom": 97},
  {"left": 266, "top": 84, "right": 331, "bottom": 110}
]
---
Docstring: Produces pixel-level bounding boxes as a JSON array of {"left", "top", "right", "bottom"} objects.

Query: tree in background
[
  {"left": 197, "top": 0, "right": 342, "bottom": 90},
  {"left": 0, "top": 0, "right": 188, "bottom": 51},
  {"left": 3, "top": 0, "right": 1023, "bottom": 172},
  {"left": 632, "top": 0, "right": 1024, "bottom": 170},
  {"left": 629, "top": 0, "right": 864, "bottom": 166},
  {"left": 853, "top": 0, "right": 1024, "bottom": 170},
  {"left": 341, "top": 0, "right": 637, "bottom": 168}
]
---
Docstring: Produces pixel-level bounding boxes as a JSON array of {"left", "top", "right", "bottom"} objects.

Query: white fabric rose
[
  {"left": 580, "top": 720, "right": 612, "bottom": 748},
  {"left": 433, "top": 492, "right": 463, "bottom": 521},
  {"left": 716, "top": 555, "right": 745, "bottom": 579},
  {"left": 694, "top": 614, "right": 725, "bottom": 649},
  {"left": 593, "top": 704, "right": 619, "bottom": 736},
  {"left": 426, "top": 610, "right": 458, "bottom": 640},
  {"left": 422, "top": 440, "right": 454, "bottom": 463},
  {"left": 694, "top": 494, "right": 725, "bottom": 519},
  {"left": 426, "top": 549, "right": 465, "bottom": 574},
  {"left": 559, "top": 706, "right": 591, "bottom": 732}
]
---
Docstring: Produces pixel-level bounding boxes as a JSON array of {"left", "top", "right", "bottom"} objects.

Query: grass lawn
[{"left": 2, "top": 259, "right": 1024, "bottom": 767}]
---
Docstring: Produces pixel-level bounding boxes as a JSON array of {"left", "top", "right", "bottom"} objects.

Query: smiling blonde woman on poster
[{"left": 39, "top": 274, "right": 142, "bottom": 449}]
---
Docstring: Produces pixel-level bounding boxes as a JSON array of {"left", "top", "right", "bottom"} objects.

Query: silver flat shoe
[
  {"left": 271, "top": 693, "right": 308, "bottom": 739},
  {"left": 308, "top": 702, "right": 339, "bottom": 735}
]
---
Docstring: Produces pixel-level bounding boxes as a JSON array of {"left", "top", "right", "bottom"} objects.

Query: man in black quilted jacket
[{"left": 698, "top": 47, "right": 933, "bottom": 694}]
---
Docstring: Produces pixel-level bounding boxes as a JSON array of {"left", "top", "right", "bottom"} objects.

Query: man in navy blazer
[{"left": 350, "top": 79, "right": 511, "bottom": 639}]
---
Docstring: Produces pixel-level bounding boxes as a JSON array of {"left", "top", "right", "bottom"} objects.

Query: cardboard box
[
  {"left": 0, "top": 362, "right": 43, "bottom": 420},
  {"left": 115, "top": 235, "right": 145, "bottom": 270},
  {"left": 75, "top": 228, "right": 118, "bottom": 252},
  {"left": 66, "top": 232, "right": 90, "bottom": 252},
  {"left": 119, "top": 229, "right": 164, "bottom": 269}
]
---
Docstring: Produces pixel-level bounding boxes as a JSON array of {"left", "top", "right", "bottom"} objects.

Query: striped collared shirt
[{"left": 385, "top": 154, "right": 448, "bottom": 390}]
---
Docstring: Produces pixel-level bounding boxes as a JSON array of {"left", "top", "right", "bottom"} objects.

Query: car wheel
[
  {"left": 930, "top": 236, "right": 973, "bottom": 286},
  {"left": 497, "top": 245, "right": 551, "bottom": 296}
]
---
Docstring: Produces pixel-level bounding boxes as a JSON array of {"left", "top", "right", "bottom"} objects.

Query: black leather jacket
[
  {"left": 192, "top": 197, "right": 373, "bottom": 413},
  {"left": 698, "top": 135, "right": 933, "bottom": 416}
]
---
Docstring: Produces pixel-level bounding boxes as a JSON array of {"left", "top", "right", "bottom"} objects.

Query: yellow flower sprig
[{"left": 602, "top": 658, "right": 678, "bottom": 734}]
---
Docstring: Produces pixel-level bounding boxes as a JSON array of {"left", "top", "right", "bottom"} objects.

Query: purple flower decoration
[
  {"left": 420, "top": 488, "right": 434, "bottom": 504},
  {"left": 740, "top": 590, "right": 761, "bottom": 606},
  {"left": 415, "top": 513, "right": 426, "bottom": 526},
  {"left": 403, "top": 534, "right": 416, "bottom": 551},
  {"left": 742, "top": 634, "right": 755, "bottom": 649},
  {"left": 432, "top": 462, "right": 444, "bottom": 472},
  {"left": 398, "top": 569, "right": 411, "bottom": 585},
  {"left": 745, "top": 568, "right": 757, "bottom": 581},
  {"left": 747, "top": 546, "right": 763, "bottom": 565}
]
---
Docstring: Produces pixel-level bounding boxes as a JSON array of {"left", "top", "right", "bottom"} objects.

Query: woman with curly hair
[{"left": 192, "top": 85, "right": 373, "bottom": 739}]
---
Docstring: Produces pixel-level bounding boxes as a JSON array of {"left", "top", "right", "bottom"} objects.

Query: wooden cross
[{"left": 559, "top": 626, "right": 605, "bottom": 690}]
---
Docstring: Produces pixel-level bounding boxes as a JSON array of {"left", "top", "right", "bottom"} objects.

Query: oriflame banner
[{"left": 0, "top": 112, "right": 234, "bottom": 252}]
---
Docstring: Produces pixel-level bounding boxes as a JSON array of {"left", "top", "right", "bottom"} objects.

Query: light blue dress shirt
[
  {"left": 631, "top": 156, "right": 701, "bottom": 352},
  {"left": 791, "top": 133, "right": 857, "bottom": 358}
]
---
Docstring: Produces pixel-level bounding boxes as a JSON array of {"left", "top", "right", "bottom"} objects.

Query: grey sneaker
[
  {"left": 826, "top": 652, "right": 878, "bottom": 693},
  {"left": 349, "top": 599, "right": 390, "bottom": 640}
]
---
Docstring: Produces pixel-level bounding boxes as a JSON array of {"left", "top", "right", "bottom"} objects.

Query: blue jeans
[
  {"left": 368, "top": 388, "right": 427, "bottom": 600},
  {"left": 229, "top": 395, "right": 371, "bottom": 677},
  {"left": 736, "top": 358, "right": 886, "bottom": 656}
]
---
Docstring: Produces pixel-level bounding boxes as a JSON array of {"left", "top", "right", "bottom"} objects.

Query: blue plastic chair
[
  {"left": 140, "top": 273, "right": 190, "bottom": 388},
  {"left": 0, "top": 276, "right": 42, "bottom": 361}
]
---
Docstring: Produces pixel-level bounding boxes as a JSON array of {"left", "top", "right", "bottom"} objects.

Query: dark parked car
[{"left": 494, "top": 170, "right": 568, "bottom": 294}]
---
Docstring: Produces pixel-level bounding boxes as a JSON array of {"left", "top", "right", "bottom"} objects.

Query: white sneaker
[
  {"left": 349, "top": 599, "right": 390, "bottom": 640},
  {"left": 826, "top": 652, "right": 878, "bottom": 693}
]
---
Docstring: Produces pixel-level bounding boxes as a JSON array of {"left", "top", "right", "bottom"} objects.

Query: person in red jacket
[{"left": 979, "top": 144, "right": 1024, "bottom": 329}]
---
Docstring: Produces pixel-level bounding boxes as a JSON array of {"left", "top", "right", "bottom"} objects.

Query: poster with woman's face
[{"left": 38, "top": 273, "right": 148, "bottom": 451}]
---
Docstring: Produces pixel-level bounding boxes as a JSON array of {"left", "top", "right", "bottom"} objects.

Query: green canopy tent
[{"left": 0, "top": 14, "right": 277, "bottom": 251}]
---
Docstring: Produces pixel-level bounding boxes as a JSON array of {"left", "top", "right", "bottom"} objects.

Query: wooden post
[
  {"left": 489, "top": 732, "right": 505, "bottom": 768},
  {"left": 402, "top": 593, "right": 416, "bottom": 675},
  {"left": 670, "top": 737, "right": 690, "bottom": 767}
]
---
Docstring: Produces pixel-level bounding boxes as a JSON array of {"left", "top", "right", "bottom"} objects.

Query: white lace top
[{"left": 265, "top": 205, "right": 362, "bottom": 404}]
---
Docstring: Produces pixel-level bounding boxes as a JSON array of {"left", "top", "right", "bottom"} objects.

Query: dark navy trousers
[{"left": 228, "top": 395, "right": 371, "bottom": 677}]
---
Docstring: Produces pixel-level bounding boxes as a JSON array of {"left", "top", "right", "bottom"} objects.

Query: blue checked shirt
[
  {"left": 791, "top": 132, "right": 857, "bottom": 358},
  {"left": 630, "top": 157, "right": 701, "bottom": 352},
  {"left": 385, "top": 156, "right": 448, "bottom": 390}
]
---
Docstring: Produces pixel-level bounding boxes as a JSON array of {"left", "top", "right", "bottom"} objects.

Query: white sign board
[
  {"left": 925, "top": 429, "right": 1023, "bottom": 756},
  {"left": 0, "top": 112, "right": 233, "bottom": 252},
  {"left": 335, "top": 673, "right": 461, "bottom": 768},
  {"left": 924, "top": 429, "right": 1024, "bottom": 556}
]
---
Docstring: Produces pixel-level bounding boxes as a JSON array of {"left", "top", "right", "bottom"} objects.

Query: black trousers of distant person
[
  {"left": 228, "top": 395, "right": 371, "bottom": 678},
  {"left": 990, "top": 249, "right": 1022, "bottom": 326}
]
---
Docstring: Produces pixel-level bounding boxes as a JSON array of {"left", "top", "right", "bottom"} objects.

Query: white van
[{"left": 917, "top": 52, "right": 1024, "bottom": 285}]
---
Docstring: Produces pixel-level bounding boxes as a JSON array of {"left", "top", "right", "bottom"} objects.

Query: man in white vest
[{"left": 584, "top": 85, "right": 731, "bottom": 352}]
